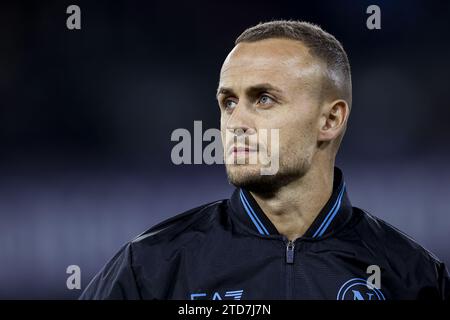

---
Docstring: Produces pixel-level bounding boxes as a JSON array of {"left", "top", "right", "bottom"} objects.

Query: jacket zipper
[
  {"left": 285, "top": 240, "right": 295, "bottom": 299},
  {"left": 286, "top": 240, "right": 295, "bottom": 264}
]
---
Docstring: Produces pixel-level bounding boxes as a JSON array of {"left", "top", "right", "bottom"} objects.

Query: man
[{"left": 80, "top": 20, "right": 449, "bottom": 300}]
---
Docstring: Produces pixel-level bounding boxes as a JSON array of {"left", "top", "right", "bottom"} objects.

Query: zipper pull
[{"left": 286, "top": 240, "right": 295, "bottom": 264}]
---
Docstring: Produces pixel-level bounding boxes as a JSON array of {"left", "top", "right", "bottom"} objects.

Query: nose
[{"left": 226, "top": 102, "right": 256, "bottom": 136}]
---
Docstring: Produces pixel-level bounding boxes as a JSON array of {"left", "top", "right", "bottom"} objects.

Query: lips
[{"left": 228, "top": 146, "right": 257, "bottom": 155}]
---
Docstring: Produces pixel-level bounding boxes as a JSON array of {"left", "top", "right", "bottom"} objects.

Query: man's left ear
[{"left": 318, "top": 100, "right": 350, "bottom": 142}]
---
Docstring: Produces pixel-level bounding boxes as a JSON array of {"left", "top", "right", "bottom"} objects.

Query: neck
[{"left": 250, "top": 162, "right": 334, "bottom": 241}]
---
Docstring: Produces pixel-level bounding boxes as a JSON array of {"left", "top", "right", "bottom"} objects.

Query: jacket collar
[{"left": 228, "top": 166, "right": 353, "bottom": 240}]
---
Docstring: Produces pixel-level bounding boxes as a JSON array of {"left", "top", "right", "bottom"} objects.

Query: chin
[
  {"left": 225, "top": 164, "right": 262, "bottom": 185},
  {"left": 226, "top": 165, "right": 289, "bottom": 194}
]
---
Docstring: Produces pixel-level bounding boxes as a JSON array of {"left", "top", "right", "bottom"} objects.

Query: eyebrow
[{"left": 216, "top": 83, "right": 284, "bottom": 99}]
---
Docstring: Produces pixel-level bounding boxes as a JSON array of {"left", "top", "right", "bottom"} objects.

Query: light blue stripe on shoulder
[
  {"left": 313, "top": 183, "right": 346, "bottom": 238},
  {"left": 239, "top": 190, "right": 269, "bottom": 235}
]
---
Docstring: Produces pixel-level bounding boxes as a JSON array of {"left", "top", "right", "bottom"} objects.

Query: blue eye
[
  {"left": 259, "top": 95, "right": 274, "bottom": 105},
  {"left": 225, "top": 99, "right": 237, "bottom": 110}
]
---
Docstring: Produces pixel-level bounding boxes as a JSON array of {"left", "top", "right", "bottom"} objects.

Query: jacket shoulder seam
[{"left": 131, "top": 200, "right": 224, "bottom": 243}]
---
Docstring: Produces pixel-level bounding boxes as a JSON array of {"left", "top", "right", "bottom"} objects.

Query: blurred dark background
[{"left": 0, "top": 0, "right": 449, "bottom": 299}]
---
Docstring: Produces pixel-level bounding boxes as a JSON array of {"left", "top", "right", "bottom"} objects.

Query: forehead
[{"left": 220, "top": 38, "right": 323, "bottom": 88}]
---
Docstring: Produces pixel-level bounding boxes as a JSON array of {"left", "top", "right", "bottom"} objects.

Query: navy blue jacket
[{"left": 80, "top": 167, "right": 450, "bottom": 300}]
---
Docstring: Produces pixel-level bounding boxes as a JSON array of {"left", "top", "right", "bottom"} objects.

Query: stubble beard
[{"left": 225, "top": 152, "right": 310, "bottom": 194}]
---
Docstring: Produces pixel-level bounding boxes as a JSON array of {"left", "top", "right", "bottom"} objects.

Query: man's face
[{"left": 218, "top": 38, "right": 326, "bottom": 192}]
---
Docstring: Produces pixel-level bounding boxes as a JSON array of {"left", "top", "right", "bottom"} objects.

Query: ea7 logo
[{"left": 190, "top": 289, "right": 244, "bottom": 300}]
